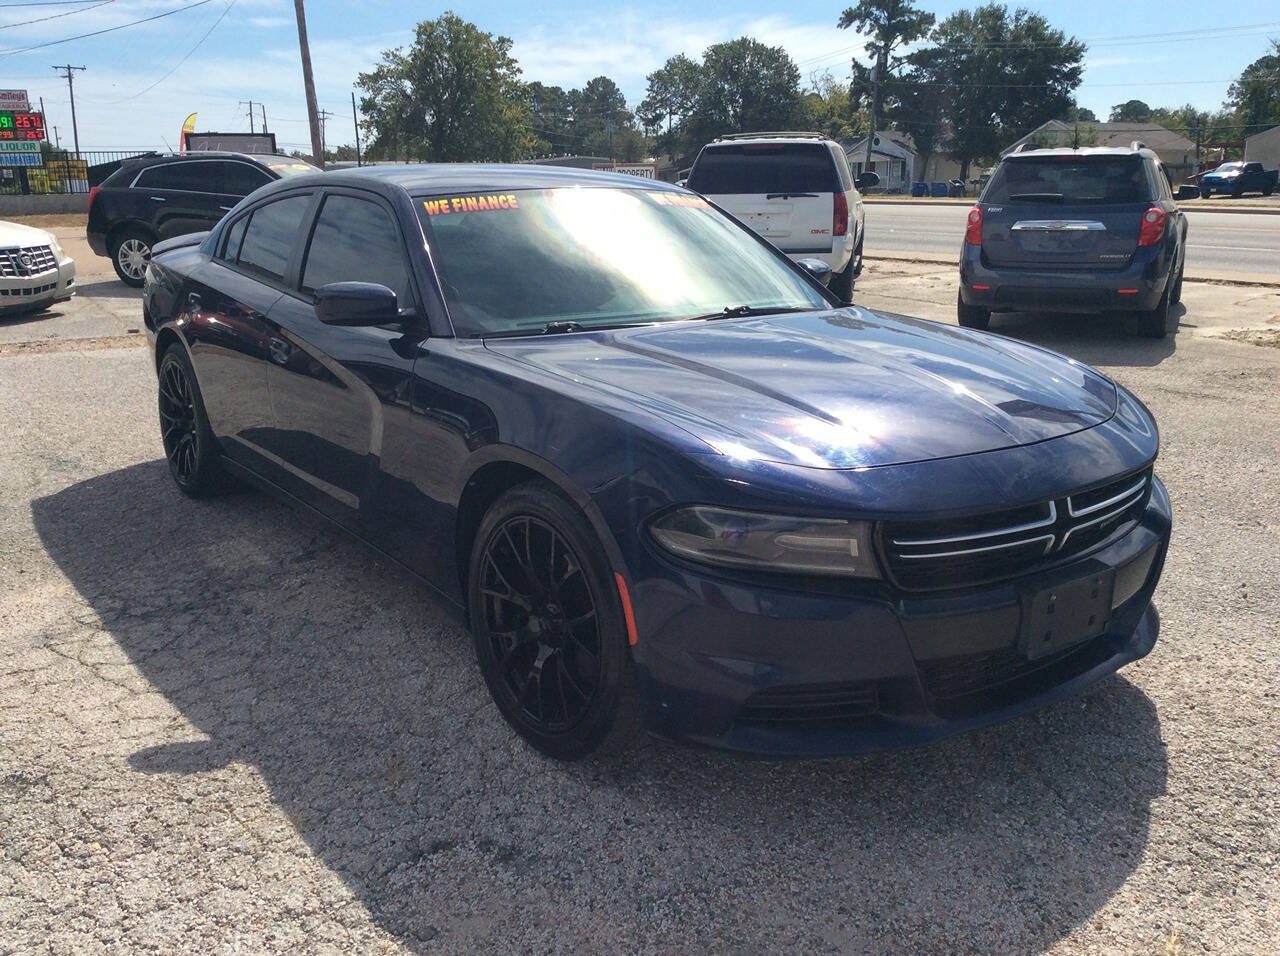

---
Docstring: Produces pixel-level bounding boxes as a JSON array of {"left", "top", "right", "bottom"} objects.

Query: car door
[
  {"left": 182, "top": 207, "right": 286, "bottom": 473},
  {"left": 214, "top": 160, "right": 273, "bottom": 216},
  {"left": 132, "top": 160, "right": 225, "bottom": 239},
  {"left": 259, "top": 188, "right": 422, "bottom": 533}
]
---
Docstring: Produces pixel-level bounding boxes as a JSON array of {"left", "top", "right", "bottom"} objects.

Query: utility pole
[
  {"left": 259, "top": 103, "right": 268, "bottom": 134},
  {"left": 240, "top": 100, "right": 257, "bottom": 133},
  {"left": 53, "top": 126, "right": 60, "bottom": 149},
  {"left": 318, "top": 108, "right": 333, "bottom": 160},
  {"left": 52, "top": 64, "right": 85, "bottom": 158},
  {"left": 351, "top": 90, "right": 361, "bottom": 166},
  {"left": 292, "top": 0, "right": 324, "bottom": 168},
  {"left": 863, "top": 52, "right": 884, "bottom": 178}
]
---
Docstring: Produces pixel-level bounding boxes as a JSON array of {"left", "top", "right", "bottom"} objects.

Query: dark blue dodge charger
[{"left": 143, "top": 165, "right": 1170, "bottom": 758}]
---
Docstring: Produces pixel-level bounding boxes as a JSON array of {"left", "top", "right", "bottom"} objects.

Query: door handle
[
  {"left": 150, "top": 196, "right": 166, "bottom": 202},
  {"left": 219, "top": 205, "right": 234, "bottom": 211}
]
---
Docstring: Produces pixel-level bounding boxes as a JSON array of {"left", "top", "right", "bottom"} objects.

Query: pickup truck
[{"left": 1198, "top": 161, "right": 1278, "bottom": 198}]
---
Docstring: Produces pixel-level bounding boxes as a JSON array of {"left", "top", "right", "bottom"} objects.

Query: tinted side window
[
  {"left": 687, "top": 143, "right": 839, "bottom": 194},
  {"left": 218, "top": 161, "right": 272, "bottom": 197},
  {"left": 302, "top": 194, "right": 412, "bottom": 307},
  {"left": 221, "top": 215, "right": 248, "bottom": 262},
  {"left": 236, "top": 195, "right": 310, "bottom": 281},
  {"left": 134, "top": 162, "right": 218, "bottom": 192}
]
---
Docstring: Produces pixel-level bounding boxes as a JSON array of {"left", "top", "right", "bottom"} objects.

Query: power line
[
  {"left": 0, "top": 0, "right": 103, "bottom": 6},
  {"left": 100, "top": 0, "right": 234, "bottom": 103},
  {"left": 0, "top": 0, "right": 113, "bottom": 29},
  {"left": 0, "top": 0, "right": 212, "bottom": 56}
]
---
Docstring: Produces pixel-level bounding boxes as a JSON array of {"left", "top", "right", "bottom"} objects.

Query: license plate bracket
[{"left": 1020, "top": 571, "right": 1115, "bottom": 660}]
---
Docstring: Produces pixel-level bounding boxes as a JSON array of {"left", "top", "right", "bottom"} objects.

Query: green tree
[
  {"left": 526, "top": 81, "right": 575, "bottom": 154},
  {"left": 1109, "top": 99, "right": 1152, "bottom": 123},
  {"left": 838, "top": 0, "right": 936, "bottom": 163},
  {"left": 802, "top": 70, "right": 866, "bottom": 140},
  {"left": 572, "top": 75, "right": 635, "bottom": 158},
  {"left": 1066, "top": 104, "right": 1098, "bottom": 123},
  {"left": 356, "top": 12, "right": 535, "bottom": 162},
  {"left": 638, "top": 54, "right": 701, "bottom": 155},
  {"left": 1226, "top": 40, "right": 1280, "bottom": 136},
  {"left": 926, "top": 4, "right": 1085, "bottom": 178}
]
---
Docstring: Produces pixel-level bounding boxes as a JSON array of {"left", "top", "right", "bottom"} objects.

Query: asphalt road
[
  {"left": 2, "top": 278, "right": 1279, "bottom": 951},
  {"left": 865, "top": 203, "right": 1280, "bottom": 279}
]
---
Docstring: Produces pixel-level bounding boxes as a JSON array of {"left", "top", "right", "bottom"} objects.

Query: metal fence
[{"left": 0, "top": 150, "right": 161, "bottom": 196}]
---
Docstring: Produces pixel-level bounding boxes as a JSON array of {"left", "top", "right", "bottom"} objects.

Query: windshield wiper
[
  {"left": 539, "top": 320, "right": 586, "bottom": 335},
  {"left": 766, "top": 192, "right": 819, "bottom": 199},
  {"left": 688, "top": 305, "right": 811, "bottom": 322}
]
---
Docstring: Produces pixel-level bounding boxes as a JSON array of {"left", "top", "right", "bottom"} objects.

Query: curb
[{"left": 865, "top": 252, "right": 1280, "bottom": 289}]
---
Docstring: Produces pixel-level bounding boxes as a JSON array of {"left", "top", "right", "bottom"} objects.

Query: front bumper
[
  {"left": 0, "top": 254, "right": 76, "bottom": 313},
  {"left": 629, "top": 477, "right": 1171, "bottom": 757},
  {"left": 959, "top": 243, "right": 1171, "bottom": 313}
]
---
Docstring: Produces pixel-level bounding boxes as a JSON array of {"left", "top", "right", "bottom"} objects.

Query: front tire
[
  {"left": 158, "top": 343, "right": 228, "bottom": 497},
  {"left": 111, "top": 228, "right": 154, "bottom": 287},
  {"left": 467, "top": 482, "right": 637, "bottom": 759},
  {"left": 1199, "top": 186, "right": 1211, "bottom": 199},
  {"left": 957, "top": 291, "right": 991, "bottom": 330}
]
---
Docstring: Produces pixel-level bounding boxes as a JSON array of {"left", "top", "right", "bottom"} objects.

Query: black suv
[
  {"left": 87, "top": 152, "right": 317, "bottom": 286},
  {"left": 959, "top": 145, "right": 1187, "bottom": 338}
]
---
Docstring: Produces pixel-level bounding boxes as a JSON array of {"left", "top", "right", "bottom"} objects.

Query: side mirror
[
  {"left": 855, "top": 171, "right": 880, "bottom": 191},
  {"left": 796, "top": 257, "right": 833, "bottom": 285},
  {"left": 314, "top": 281, "right": 399, "bottom": 326}
]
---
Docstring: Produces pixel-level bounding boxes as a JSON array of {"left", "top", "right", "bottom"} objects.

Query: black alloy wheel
[
  {"left": 468, "top": 483, "right": 636, "bottom": 758},
  {"left": 157, "top": 344, "right": 227, "bottom": 497}
]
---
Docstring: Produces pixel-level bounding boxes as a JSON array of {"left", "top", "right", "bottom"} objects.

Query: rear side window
[
  {"left": 687, "top": 143, "right": 839, "bottom": 194},
  {"left": 221, "top": 215, "right": 248, "bottom": 261},
  {"left": 301, "top": 194, "right": 412, "bottom": 307},
  {"left": 235, "top": 194, "right": 310, "bottom": 281},
  {"left": 983, "top": 157, "right": 1153, "bottom": 205},
  {"left": 133, "top": 162, "right": 218, "bottom": 192},
  {"left": 217, "top": 161, "right": 272, "bottom": 197}
]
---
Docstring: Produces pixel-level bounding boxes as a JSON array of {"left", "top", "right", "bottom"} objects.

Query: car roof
[
  {"left": 122, "top": 151, "right": 297, "bottom": 167},
  {"left": 705, "top": 133, "right": 832, "bottom": 146},
  {"left": 262, "top": 163, "right": 679, "bottom": 194},
  {"left": 1003, "top": 147, "right": 1155, "bottom": 161}
]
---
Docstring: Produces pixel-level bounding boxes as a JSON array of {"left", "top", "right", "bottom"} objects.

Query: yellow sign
[{"left": 422, "top": 193, "right": 520, "bottom": 216}]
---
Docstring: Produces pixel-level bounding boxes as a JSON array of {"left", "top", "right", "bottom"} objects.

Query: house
[
  {"left": 1245, "top": 126, "right": 1280, "bottom": 171},
  {"left": 842, "top": 130, "right": 964, "bottom": 190},
  {"left": 1003, "top": 121, "right": 1198, "bottom": 180}
]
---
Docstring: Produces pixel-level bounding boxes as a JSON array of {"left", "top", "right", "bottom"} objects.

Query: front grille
[
  {"left": 737, "top": 681, "right": 879, "bottom": 728},
  {"left": 919, "top": 635, "right": 1115, "bottom": 712},
  {"left": 883, "top": 469, "right": 1151, "bottom": 591},
  {"left": 0, "top": 281, "right": 57, "bottom": 297},
  {"left": 0, "top": 245, "right": 57, "bottom": 278}
]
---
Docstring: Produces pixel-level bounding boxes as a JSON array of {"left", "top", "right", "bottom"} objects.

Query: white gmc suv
[{"left": 685, "top": 133, "right": 876, "bottom": 302}]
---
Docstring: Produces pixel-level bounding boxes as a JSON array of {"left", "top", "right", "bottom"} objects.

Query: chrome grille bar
[
  {"left": 1066, "top": 475, "right": 1147, "bottom": 518},
  {"left": 896, "top": 533, "right": 1056, "bottom": 561},
  {"left": 892, "top": 501, "right": 1056, "bottom": 548}
]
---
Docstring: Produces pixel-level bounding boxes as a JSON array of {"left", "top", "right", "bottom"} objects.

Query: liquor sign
[
  {"left": 0, "top": 111, "right": 45, "bottom": 141},
  {"left": 0, "top": 140, "right": 43, "bottom": 167},
  {"left": 0, "top": 89, "right": 30, "bottom": 111}
]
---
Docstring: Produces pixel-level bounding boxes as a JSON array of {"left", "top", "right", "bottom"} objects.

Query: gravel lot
[{"left": 2, "top": 269, "right": 1278, "bottom": 953}]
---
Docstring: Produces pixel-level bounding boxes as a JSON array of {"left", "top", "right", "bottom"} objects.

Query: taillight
[
  {"left": 1137, "top": 205, "right": 1165, "bottom": 246},
  {"left": 833, "top": 191, "right": 848, "bottom": 237},
  {"left": 965, "top": 205, "right": 983, "bottom": 245},
  {"left": 88, "top": 185, "right": 101, "bottom": 210}
]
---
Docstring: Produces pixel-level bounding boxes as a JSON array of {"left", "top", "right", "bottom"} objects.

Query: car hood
[
  {"left": 485, "top": 308, "right": 1117, "bottom": 470},
  {"left": 0, "top": 219, "right": 55, "bottom": 247}
]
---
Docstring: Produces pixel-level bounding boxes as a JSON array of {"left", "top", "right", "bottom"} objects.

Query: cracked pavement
[{"left": 1, "top": 268, "right": 1278, "bottom": 952}]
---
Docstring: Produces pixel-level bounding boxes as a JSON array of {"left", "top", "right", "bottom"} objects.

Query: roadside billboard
[
  {"left": 592, "top": 162, "right": 658, "bottom": 179},
  {"left": 0, "top": 90, "right": 31, "bottom": 111},
  {"left": 0, "top": 141, "right": 42, "bottom": 167}
]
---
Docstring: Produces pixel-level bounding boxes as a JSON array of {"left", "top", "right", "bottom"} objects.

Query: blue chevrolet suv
[{"left": 959, "top": 145, "right": 1187, "bottom": 338}]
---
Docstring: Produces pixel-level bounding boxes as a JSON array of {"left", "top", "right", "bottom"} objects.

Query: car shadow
[
  {"left": 71, "top": 277, "right": 143, "bottom": 301},
  {"left": 32, "top": 461, "right": 1167, "bottom": 952},
  {"left": 985, "top": 305, "right": 1184, "bottom": 368}
]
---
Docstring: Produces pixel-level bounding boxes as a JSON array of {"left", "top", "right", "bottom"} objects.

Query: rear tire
[
  {"left": 830, "top": 256, "right": 855, "bottom": 304},
  {"left": 1264, "top": 186, "right": 1275, "bottom": 197},
  {"left": 957, "top": 291, "right": 991, "bottom": 330},
  {"left": 111, "top": 227, "right": 154, "bottom": 287},
  {"left": 1199, "top": 186, "right": 1211, "bottom": 199},
  {"left": 1169, "top": 260, "right": 1184, "bottom": 306},
  {"left": 1135, "top": 279, "right": 1176, "bottom": 339},
  {"left": 850, "top": 234, "right": 865, "bottom": 278},
  {"left": 467, "top": 482, "right": 639, "bottom": 760}
]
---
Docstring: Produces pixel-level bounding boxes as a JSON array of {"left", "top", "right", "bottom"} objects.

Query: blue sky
[{"left": 1, "top": 0, "right": 1276, "bottom": 153}]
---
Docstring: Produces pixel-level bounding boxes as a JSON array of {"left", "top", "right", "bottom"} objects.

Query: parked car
[
  {"left": 87, "top": 152, "right": 317, "bottom": 287},
  {"left": 685, "top": 133, "right": 877, "bottom": 302},
  {"left": 959, "top": 145, "right": 1188, "bottom": 339},
  {"left": 143, "top": 164, "right": 1170, "bottom": 759},
  {"left": 1198, "top": 161, "right": 1277, "bottom": 198},
  {"left": 0, "top": 219, "right": 75, "bottom": 316}
]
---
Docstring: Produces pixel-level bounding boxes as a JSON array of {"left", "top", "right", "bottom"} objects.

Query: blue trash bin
[
  {"left": 911, "top": 181, "right": 928, "bottom": 197},
  {"left": 930, "top": 181, "right": 949, "bottom": 197}
]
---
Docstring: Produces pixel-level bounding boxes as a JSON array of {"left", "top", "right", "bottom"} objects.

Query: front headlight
[
  {"left": 46, "top": 234, "right": 64, "bottom": 258},
  {"left": 649, "top": 505, "right": 880, "bottom": 578}
]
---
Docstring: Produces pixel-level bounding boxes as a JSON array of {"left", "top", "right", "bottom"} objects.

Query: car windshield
[
  {"left": 983, "top": 156, "right": 1152, "bottom": 204},
  {"left": 1214, "top": 162, "right": 1244, "bottom": 172},
  {"left": 258, "top": 157, "right": 318, "bottom": 178},
  {"left": 415, "top": 187, "right": 829, "bottom": 337},
  {"left": 686, "top": 143, "right": 838, "bottom": 194}
]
